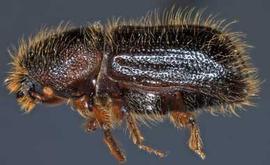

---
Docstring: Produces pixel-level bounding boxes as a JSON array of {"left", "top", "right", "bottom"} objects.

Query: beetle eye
[
  {"left": 18, "top": 76, "right": 44, "bottom": 101},
  {"left": 16, "top": 90, "right": 25, "bottom": 99}
]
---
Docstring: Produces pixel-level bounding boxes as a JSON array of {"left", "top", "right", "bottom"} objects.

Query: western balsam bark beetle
[{"left": 5, "top": 8, "right": 259, "bottom": 162}]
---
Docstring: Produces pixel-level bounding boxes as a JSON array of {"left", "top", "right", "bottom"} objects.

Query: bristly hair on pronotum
[
  {"left": 5, "top": 23, "right": 101, "bottom": 112},
  {"left": 106, "top": 7, "right": 260, "bottom": 117},
  {"left": 5, "top": 22, "right": 103, "bottom": 112},
  {"left": 5, "top": 23, "right": 73, "bottom": 111}
]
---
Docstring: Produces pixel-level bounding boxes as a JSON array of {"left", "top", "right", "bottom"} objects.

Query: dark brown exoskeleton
[{"left": 6, "top": 9, "right": 259, "bottom": 162}]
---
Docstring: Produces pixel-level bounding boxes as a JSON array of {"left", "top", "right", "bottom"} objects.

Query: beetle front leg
[
  {"left": 103, "top": 128, "right": 126, "bottom": 163},
  {"left": 83, "top": 117, "right": 99, "bottom": 132},
  {"left": 169, "top": 111, "right": 206, "bottom": 159},
  {"left": 93, "top": 107, "right": 126, "bottom": 162},
  {"left": 92, "top": 96, "right": 126, "bottom": 162},
  {"left": 70, "top": 95, "right": 99, "bottom": 132},
  {"left": 70, "top": 95, "right": 94, "bottom": 118}
]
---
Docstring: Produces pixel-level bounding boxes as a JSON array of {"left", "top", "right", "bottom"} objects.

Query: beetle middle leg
[
  {"left": 169, "top": 111, "right": 206, "bottom": 159},
  {"left": 126, "top": 113, "right": 166, "bottom": 158}
]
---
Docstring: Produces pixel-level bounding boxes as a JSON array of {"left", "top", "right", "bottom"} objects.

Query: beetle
[{"left": 5, "top": 8, "right": 259, "bottom": 162}]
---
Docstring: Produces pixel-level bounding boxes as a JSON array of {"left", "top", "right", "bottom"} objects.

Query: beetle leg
[
  {"left": 92, "top": 96, "right": 126, "bottom": 162},
  {"left": 103, "top": 128, "right": 126, "bottom": 162},
  {"left": 126, "top": 113, "right": 166, "bottom": 158},
  {"left": 111, "top": 98, "right": 124, "bottom": 124},
  {"left": 188, "top": 119, "right": 206, "bottom": 159},
  {"left": 70, "top": 95, "right": 94, "bottom": 118},
  {"left": 93, "top": 107, "right": 126, "bottom": 162},
  {"left": 83, "top": 117, "right": 98, "bottom": 132},
  {"left": 169, "top": 111, "right": 206, "bottom": 159},
  {"left": 70, "top": 96, "right": 99, "bottom": 132}
]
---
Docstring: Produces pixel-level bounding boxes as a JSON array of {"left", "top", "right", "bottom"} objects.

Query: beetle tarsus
[
  {"left": 188, "top": 123, "right": 206, "bottom": 159},
  {"left": 103, "top": 129, "right": 126, "bottom": 163},
  {"left": 170, "top": 111, "right": 206, "bottom": 159},
  {"left": 126, "top": 114, "right": 166, "bottom": 158}
]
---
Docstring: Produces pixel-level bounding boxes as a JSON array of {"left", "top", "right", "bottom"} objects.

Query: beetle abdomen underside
[{"left": 123, "top": 89, "right": 163, "bottom": 114}]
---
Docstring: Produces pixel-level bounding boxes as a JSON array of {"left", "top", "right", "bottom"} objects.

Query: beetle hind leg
[
  {"left": 126, "top": 113, "right": 166, "bottom": 158},
  {"left": 169, "top": 111, "right": 206, "bottom": 159},
  {"left": 188, "top": 120, "right": 205, "bottom": 159}
]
